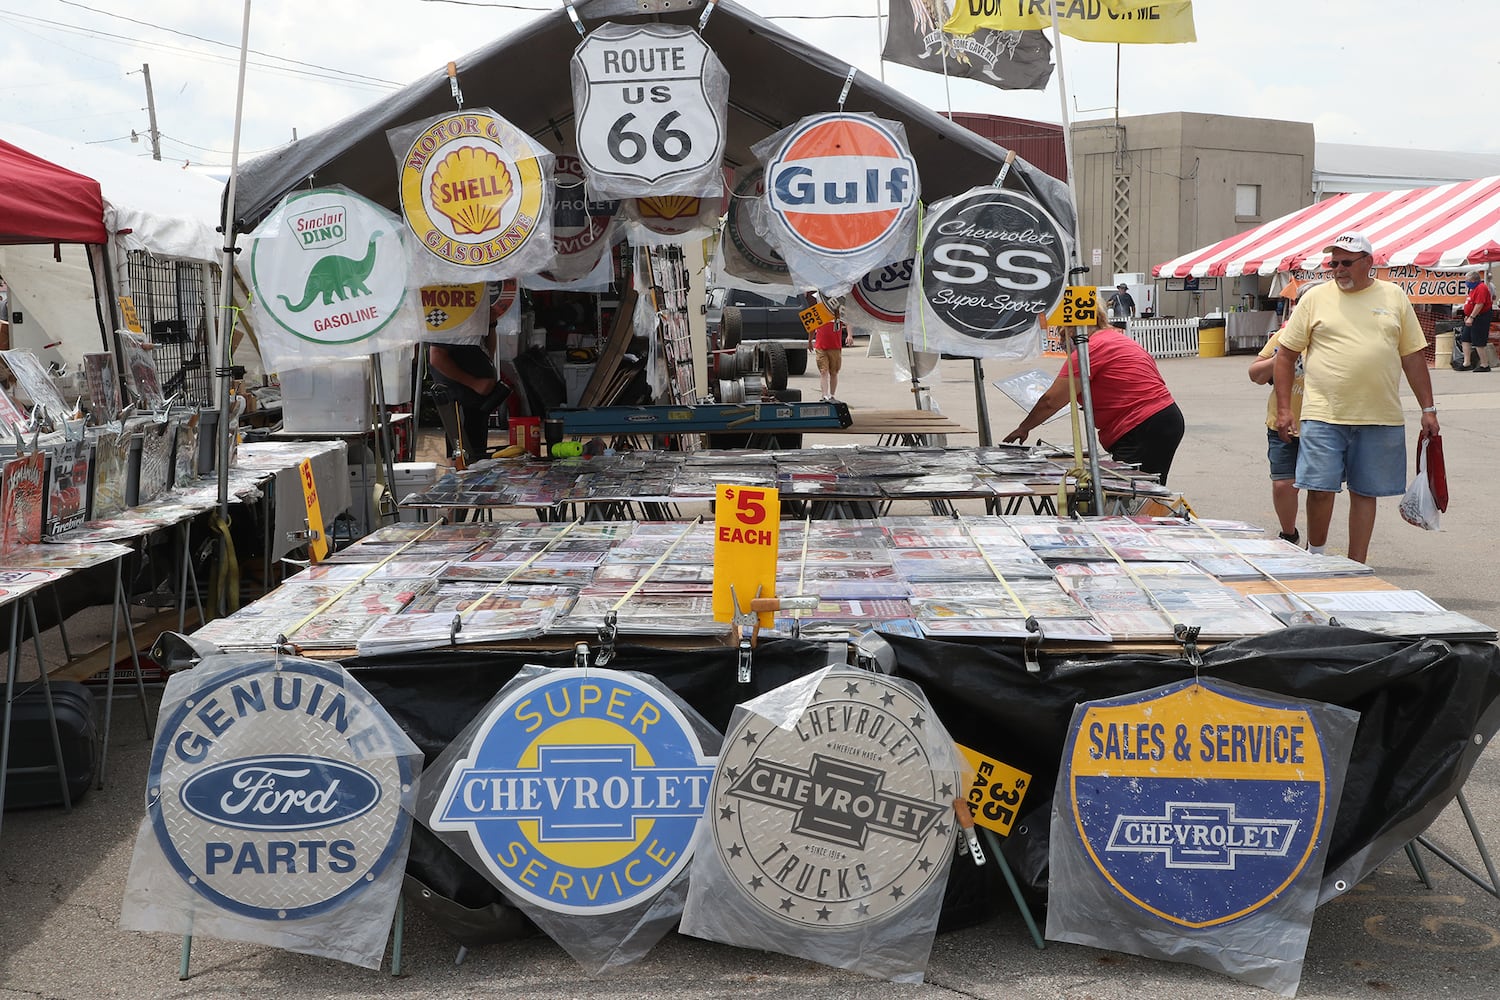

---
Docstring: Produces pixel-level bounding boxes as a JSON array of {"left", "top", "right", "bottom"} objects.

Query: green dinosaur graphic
[{"left": 277, "top": 231, "right": 384, "bottom": 312}]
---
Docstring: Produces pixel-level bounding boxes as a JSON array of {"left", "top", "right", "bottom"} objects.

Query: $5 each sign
[
  {"left": 571, "top": 23, "right": 727, "bottom": 199},
  {"left": 712, "top": 484, "right": 779, "bottom": 624}
]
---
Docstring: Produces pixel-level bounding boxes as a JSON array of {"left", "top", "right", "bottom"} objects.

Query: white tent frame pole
[
  {"left": 214, "top": 1, "right": 252, "bottom": 541},
  {"left": 1050, "top": 10, "right": 1105, "bottom": 515}
]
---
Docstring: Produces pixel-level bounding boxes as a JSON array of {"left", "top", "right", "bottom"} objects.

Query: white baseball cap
[{"left": 1323, "top": 232, "right": 1373, "bottom": 256}]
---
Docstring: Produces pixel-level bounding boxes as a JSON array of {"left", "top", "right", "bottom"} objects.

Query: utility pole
[{"left": 140, "top": 63, "right": 161, "bottom": 160}]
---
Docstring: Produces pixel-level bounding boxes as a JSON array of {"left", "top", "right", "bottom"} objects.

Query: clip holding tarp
[
  {"left": 573, "top": 641, "right": 590, "bottom": 671},
  {"left": 1023, "top": 615, "right": 1045, "bottom": 674},
  {"left": 449, "top": 614, "right": 462, "bottom": 647},
  {"left": 1173, "top": 623, "right": 1203, "bottom": 670},
  {"left": 595, "top": 610, "right": 618, "bottom": 666},
  {"left": 836, "top": 66, "right": 857, "bottom": 111},
  {"left": 697, "top": 0, "right": 719, "bottom": 31}
]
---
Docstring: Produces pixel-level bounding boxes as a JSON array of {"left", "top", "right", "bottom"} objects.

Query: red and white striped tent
[{"left": 1154, "top": 175, "right": 1500, "bottom": 277}]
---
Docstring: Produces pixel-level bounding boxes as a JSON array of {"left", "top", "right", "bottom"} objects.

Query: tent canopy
[
  {"left": 231, "top": 0, "right": 1071, "bottom": 235},
  {"left": 1155, "top": 175, "right": 1500, "bottom": 278},
  {"left": 0, "top": 123, "right": 224, "bottom": 263},
  {"left": 0, "top": 138, "right": 106, "bottom": 245}
]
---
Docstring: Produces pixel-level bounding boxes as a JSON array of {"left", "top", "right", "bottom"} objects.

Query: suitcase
[{"left": 1, "top": 681, "right": 96, "bottom": 809}]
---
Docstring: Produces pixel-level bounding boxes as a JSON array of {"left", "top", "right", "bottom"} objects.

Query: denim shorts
[
  {"left": 1266, "top": 427, "right": 1299, "bottom": 481},
  {"left": 1294, "top": 420, "right": 1407, "bottom": 497}
]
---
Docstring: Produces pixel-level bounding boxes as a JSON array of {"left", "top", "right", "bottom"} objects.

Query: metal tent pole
[
  {"left": 214, "top": 1, "right": 254, "bottom": 613},
  {"left": 1048, "top": 10, "right": 1105, "bottom": 514}
]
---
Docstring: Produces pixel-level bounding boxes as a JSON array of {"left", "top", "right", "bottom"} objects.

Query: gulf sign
[
  {"left": 765, "top": 114, "right": 917, "bottom": 257},
  {"left": 1064, "top": 680, "right": 1329, "bottom": 928},
  {"left": 430, "top": 669, "right": 716, "bottom": 915}
]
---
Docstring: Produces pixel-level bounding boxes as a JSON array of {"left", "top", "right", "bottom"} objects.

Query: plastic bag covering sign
[
  {"left": 681, "top": 668, "right": 962, "bottom": 983},
  {"left": 389, "top": 108, "right": 553, "bottom": 284},
  {"left": 756, "top": 113, "right": 919, "bottom": 297},
  {"left": 1047, "top": 678, "right": 1357, "bottom": 996},
  {"left": 712, "top": 484, "right": 780, "bottom": 625},
  {"left": 907, "top": 186, "right": 1069, "bottom": 359},
  {"left": 571, "top": 23, "right": 727, "bottom": 200},
  {"left": 119, "top": 656, "right": 420, "bottom": 969},
  {"left": 849, "top": 259, "right": 913, "bottom": 327},
  {"left": 418, "top": 283, "right": 488, "bottom": 344},
  {"left": 542, "top": 154, "right": 619, "bottom": 283},
  {"left": 722, "top": 166, "right": 789, "bottom": 283},
  {"left": 423, "top": 667, "right": 719, "bottom": 972},
  {"left": 246, "top": 188, "right": 411, "bottom": 372}
]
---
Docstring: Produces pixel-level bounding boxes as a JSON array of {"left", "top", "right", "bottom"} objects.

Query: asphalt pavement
[{"left": 3, "top": 340, "right": 1499, "bottom": 999}]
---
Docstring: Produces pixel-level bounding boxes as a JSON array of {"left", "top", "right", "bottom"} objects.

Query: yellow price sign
[
  {"left": 956, "top": 742, "right": 1031, "bottom": 836},
  {"left": 118, "top": 296, "right": 143, "bottom": 333},
  {"left": 712, "top": 484, "right": 780, "bottom": 624},
  {"left": 1045, "top": 285, "right": 1098, "bottom": 329},
  {"left": 298, "top": 458, "right": 329, "bottom": 563},
  {"left": 798, "top": 302, "right": 833, "bottom": 335}
]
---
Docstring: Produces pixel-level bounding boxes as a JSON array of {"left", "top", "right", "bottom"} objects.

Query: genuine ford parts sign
[{"left": 122, "top": 656, "right": 420, "bottom": 969}]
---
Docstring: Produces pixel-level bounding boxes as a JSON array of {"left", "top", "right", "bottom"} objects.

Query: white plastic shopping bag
[{"left": 1399, "top": 435, "right": 1441, "bottom": 531}]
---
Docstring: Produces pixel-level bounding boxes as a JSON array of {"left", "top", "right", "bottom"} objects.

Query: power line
[
  {"left": 0, "top": 8, "right": 400, "bottom": 90},
  {"left": 49, "top": 0, "right": 402, "bottom": 87}
]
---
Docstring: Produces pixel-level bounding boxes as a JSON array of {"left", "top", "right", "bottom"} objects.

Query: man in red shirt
[
  {"left": 1004, "top": 316, "right": 1186, "bottom": 484},
  {"left": 807, "top": 295, "right": 849, "bottom": 402},
  {"left": 1460, "top": 272, "right": 1494, "bottom": 371}
]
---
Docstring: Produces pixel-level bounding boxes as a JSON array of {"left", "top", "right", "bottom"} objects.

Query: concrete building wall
[{"left": 1068, "top": 113, "right": 1314, "bottom": 318}]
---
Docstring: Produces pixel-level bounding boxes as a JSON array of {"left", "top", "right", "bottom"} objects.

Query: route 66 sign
[{"left": 571, "top": 23, "right": 727, "bottom": 200}]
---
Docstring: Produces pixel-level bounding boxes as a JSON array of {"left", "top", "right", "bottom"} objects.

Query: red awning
[
  {"left": 1155, "top": 175, "right": 1500, "bottom": 278},
  {"left": 0, "top": 137, "right": 107, "bottom": 245}
]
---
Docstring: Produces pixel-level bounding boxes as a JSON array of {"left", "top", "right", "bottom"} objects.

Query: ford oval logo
[{"left": 179, "top": 755, "right": 381, "bottom": 832}]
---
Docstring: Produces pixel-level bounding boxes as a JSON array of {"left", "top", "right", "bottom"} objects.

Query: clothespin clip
[
  {"left": 564, "top": 1, "right": 585, "bottom": 38},
  {"left": 697, "top": 0, "right": 719, "bottom": 31},
  {"left": 449, "top": 613, "right": 463, "bottom": 647},
  {"left": 993, "top": 149, "right": 1018, "bottom": 188},
  {"left": 595, "top": 610, "right": 618, "bottom": 666},
  {"left": 574, "top": 641, "right": 590, "bottom": 671},
  {"left": 953, "top": 798, "right": 987, "bottom": 866},
  {"left": 446, "top": 61, "right": 463, "bottom": 109},
  {"left": 836, "top": 66, "right": 857, "bottom": 112},
  {"left": 1173, "top": 623, "right": 1203, "bottom": 670},
  {"left": 1023, "top": 615, "right": 1045, "bottom": 674}
]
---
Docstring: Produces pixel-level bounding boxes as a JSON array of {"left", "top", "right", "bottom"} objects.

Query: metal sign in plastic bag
[
  {"left": 420, "top": 666, "right": 720, "bottom": 973},
  {"left": 906, "top": 185, "right": 1070, "bottom": 359},
  {"left": 1047, "top": 678, "right": 1358, "bottom": 996},
  {"left": 571, "top": 23, "right": 727, "bottom": 200},
  {"left": 120, "top": 655, "right": 421, "bottom": 969},
  {"left": 387, "top": 108, "right": 554, "bottom": 285},
  {"left": 681, "top": 667, "right": 961, "bottom": 983},
  {"left": 753, "top": 113, "right": 920, "bottom": 298}
]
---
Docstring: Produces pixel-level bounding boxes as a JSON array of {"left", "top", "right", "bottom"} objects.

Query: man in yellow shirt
[
  {"left": 1249, "top": 329, "right": 1306, "bottom": 545},
  {"left": 1273, "top": 232, "right": 1439, "bottom": 563}
]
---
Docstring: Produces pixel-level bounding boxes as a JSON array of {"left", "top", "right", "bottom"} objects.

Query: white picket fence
[{"left": 1126, "top": 317, "right": 1200, "bottom": 359}]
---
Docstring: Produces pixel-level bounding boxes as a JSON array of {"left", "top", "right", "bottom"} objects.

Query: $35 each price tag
[{"left": 956, "top": 742, "right": 1031, "bottom": 837}]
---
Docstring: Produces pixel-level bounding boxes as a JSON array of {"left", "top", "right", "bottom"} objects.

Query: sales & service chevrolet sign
[{"left": 1064, "top": 679, "right": 1329, "bottom": 928}]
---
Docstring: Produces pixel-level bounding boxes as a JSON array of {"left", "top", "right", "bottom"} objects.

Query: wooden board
[
  {"left": 829, "top": 410, "right": 973, "bottom": 436},
  {"left": 577, "top": 288, "right": 638, "bottom": 409}
]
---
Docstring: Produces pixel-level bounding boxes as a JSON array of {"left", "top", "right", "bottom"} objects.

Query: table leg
[
  {"left": 0, "top": 603, "right": 23, "bottom": 843},
  {"left": 22, "top": 596, "right": 71, "bottom": 812}
]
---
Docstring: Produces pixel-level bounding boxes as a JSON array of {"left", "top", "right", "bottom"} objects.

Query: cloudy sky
[{"left": 2, "top": 0, "right": 1498, "bottom": 171}]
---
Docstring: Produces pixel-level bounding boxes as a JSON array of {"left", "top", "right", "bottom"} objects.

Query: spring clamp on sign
[{"left": 731, "top": 587, "right": 821, "bottom": 684}]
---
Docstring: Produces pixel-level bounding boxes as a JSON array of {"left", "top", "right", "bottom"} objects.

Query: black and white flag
[{"left": 883, "top": 0, "right": 1053, "bottom": 92}]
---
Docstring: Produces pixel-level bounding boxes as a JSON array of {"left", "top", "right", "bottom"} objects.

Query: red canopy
[{"left": 0, "top": 137, "right": 107, "bottom": 245}]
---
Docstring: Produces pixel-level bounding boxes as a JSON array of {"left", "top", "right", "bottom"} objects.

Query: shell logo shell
[
  {"left": 398, "top": 111, "right": 545, "bottom": 268},
  {"left": 766, "top": 114, "right": 917, "bottom": 257},
  {"left": 429, "top": 147, "right": 514, "bottom": 235}
]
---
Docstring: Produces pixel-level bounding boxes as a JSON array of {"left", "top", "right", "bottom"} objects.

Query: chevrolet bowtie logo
[
  {"left": 728, "top": 753, "right": 943, "bottom": 848},
  {"left": 1105, "top": 801, "right": 1299, "bottom": 870}
]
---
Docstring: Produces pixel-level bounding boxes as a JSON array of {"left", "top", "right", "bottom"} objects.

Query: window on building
[{"left": 1235, "top": 183, "right": 1261, "bottom": 220}]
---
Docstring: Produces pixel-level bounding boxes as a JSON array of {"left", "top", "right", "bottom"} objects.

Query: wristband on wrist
[{"left": 1421, "top": 406, "right": 1437, "bottom": 413}]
